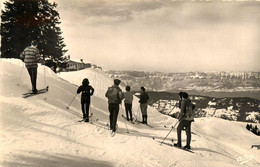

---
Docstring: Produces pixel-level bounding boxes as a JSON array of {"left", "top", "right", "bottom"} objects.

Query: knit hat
[{"left": 140, "top": 86, "right": 145, "bottom": 92}]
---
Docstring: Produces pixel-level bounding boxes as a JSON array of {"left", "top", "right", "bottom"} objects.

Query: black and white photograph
[{"left": 0, "top": 0, "right": 260, "bottom": 166}]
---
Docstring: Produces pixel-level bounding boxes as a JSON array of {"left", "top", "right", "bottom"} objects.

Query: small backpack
[
  {"left": 106, "top": 87, "right": 122, "bottom": 103},
  {"left": 184, "top": 100, "right": 195, "bottom": 121}
]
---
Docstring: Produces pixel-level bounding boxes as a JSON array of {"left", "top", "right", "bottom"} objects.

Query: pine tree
[{"left": 1, "top": 0, "right": 67, "bottom": 72}]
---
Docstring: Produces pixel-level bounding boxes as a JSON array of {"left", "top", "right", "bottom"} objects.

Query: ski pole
[
  {"left": 121, "top": 104, "right": 129, "bottom": 133},
  {"left": 169, "top": 103, "right": 177, "bottom": 113},
  {"left": 66, "top": 94, "right": 77, "bottom": 109},
  {"left": 44, "top": 60, "right": 46, "bottom": 88},
  {"left": 89, "top": 105, "right": 94, "bottom": 123},
  {"left": 17, "top": 63, "right": 25, "bottom": 86},
  {"left": 43, "top": 60, "right": 47, "bottom": 100},
  {"left": 160, "top": 120, "right": 180, "bottom": 144}
]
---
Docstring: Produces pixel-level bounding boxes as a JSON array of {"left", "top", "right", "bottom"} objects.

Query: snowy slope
[{"left": 0, "top": 59, "right": 259, "bottom": 167}]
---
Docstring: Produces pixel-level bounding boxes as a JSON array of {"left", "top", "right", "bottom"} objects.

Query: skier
[
  {"left": 105, "top": 79, "right": 124, "bottom": 134},
  {"left": 77, "top": 78, "right": 94, "bottom": 122},
  {"left": 174, "top": 92, "right": 195, "bottom": 149},
  {"left": 124, "top": 86, "right": 133, "bottom": 122},
  {"left": 139, "top": 86, "right": 149, "bottom": 124},
  {"left": 20, "top": 40, "right": 42, "bottom": 94}
]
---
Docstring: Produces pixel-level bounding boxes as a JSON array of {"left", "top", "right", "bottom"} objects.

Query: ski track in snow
[{"left": 0, "top": 59, "right": 260, "bottom": 167}]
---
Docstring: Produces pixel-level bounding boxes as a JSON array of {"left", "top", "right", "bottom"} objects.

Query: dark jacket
[
  {"left": 77, "top": 85, "right": 94, "bottom": 102},
  {"left": 139, "top": 92, "right": 149, "bottom": 104}
]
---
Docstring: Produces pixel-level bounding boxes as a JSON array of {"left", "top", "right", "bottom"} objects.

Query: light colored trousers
[{"left": 140, "top": 103, "right": 148, "bottom": 115}]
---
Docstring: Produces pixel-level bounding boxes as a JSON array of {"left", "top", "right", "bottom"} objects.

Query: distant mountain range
[
  {"left": 106, "top": 70, "right": 260, "bottom": 122},
  {"left": 106, "top": 70, "right": 260, "bottom": 99}
]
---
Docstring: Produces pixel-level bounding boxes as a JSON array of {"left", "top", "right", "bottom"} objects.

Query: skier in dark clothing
[
  {"left": 174, "top": 92, "right": 195, "bottom": 149},
  {"left": 20, "top": 40, "right": 42, "bottom": 94},
  {"left": 105, "top": 79, "right": 124, "bottom": 134},
  {"left": 77, "top": 78, "right": 94, "bottom": 122},
  {"left": 139, "top": 86, "right": 149, "bottom": 124}
]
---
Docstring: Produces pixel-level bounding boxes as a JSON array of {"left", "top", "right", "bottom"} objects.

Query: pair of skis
[
  {"left": 152, "top": 138, "right": 194, "bottom": 153},
  {"left": 22, "top": 86, "right": 49, "bottom": 98},
  {"left": 121, "top": 114, "right": 154, "bottom": 129},
  {"left": 78, "top": 113, "right": 99, "bottom": 124},
  {"left": 121, "top": 115, "right": 135, "bottom": 124},
  {"left": 106, "top": 123, "right": 118, "bottom": 137},
  {"left": 134, "top": 119, "right": 153, "bottom": 128},
  {"left": 78, "top": 113, "right": 93, "bottom": 123}
]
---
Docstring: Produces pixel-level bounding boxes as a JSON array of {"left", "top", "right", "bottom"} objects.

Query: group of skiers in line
[
  {"left": 77, "top": 77, "right": 195, "bottom": 149},
  {"left": 20, "top": 40, "right": 195, "bottom": 149},
  {"left": 77, "top": 78, "right": 149, "bottom": 133}
]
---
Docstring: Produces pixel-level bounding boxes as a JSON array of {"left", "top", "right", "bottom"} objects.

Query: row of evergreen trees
[
  {"left": 1, "top": 0, "right": 68, "bottom": 72},
  {"left": 246, "top": 124, "right": 260, "bottom": 136}
]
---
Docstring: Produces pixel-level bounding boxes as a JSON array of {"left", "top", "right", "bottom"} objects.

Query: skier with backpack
[
  {"left": 174, "top": 92, "right": 195, "bottom": 149},
  {"left": 105, "top": 79, "right": 124, "bottom": 134},
  {"left": 77, "top": 78, "right": 94, "bottom": 122},
  {"left": 139, "top": 86, "right": 149, "bottom": 124}
]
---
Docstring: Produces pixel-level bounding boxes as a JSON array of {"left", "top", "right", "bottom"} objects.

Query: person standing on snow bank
[
  {"left": 139, "top": 86, "right": 149, "bottom": 124},
  {"left": 174, "top": 92, "right": 195, "bottom": 149},
  {"left": 124, "top": 86, "right": 133, "bottom": 122},
  {"left": 105, "top": 79, "right": 124, "bottom": 133},
  {"left": 20, "top": 40, "right": 42, "bottom": 94},
  {"left": 77, "top": 78, "right": 94, "bottom": 122}
]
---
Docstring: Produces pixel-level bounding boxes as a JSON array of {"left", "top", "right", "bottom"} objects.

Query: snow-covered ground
[{"left": 1, "top": 59, "right": 260, "bottom": 167}]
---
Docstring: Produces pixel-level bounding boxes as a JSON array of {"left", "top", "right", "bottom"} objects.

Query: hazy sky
[{"left": 52, "top": 0, "right": 260, "bottom": 72}]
